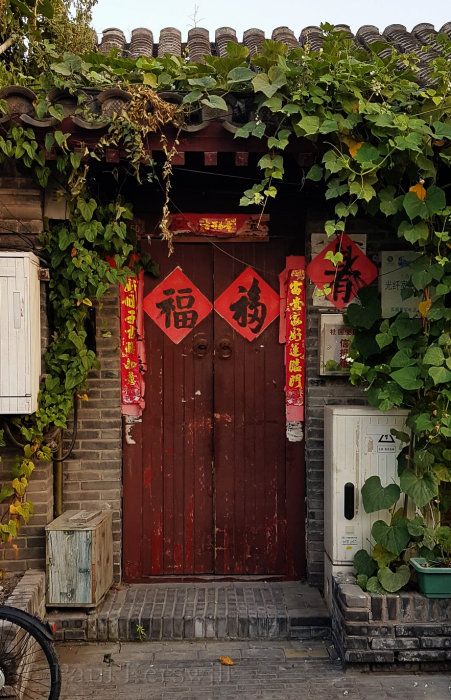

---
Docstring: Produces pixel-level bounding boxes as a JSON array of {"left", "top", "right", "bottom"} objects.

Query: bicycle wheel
[{"left": 0, "top": 606, "right": 61, "bottom": 699}]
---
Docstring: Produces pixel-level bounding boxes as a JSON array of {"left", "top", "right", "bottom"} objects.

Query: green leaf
[
  {"left": 349, "top": 177, "right": 376, "bottom": 202},
  {"left": 425, "top": 185, "right": 446, "bottom": 216},
  {"left": 353, "top": 549, "right": 377, "bottom": 577},
  {"left": 433, "top": 464, "right": 451, "bottom": 482},
  {"left": 435, "top": 526, "right": 451, "bottom": 555},
  {"left": 391, "top": 317, "right": 422, "bottom": 340},
  {"left": 390, "top": 350, "right": 415, "bottom": 368},
  {"left": 375, "top": 332, "right": 393, "bottom": 350},
  {"left": 403, "top": 191, "right": 428, "bottom": 220},
  {"left": 390, "top": 366, "right": 422, "bottom": 390},
  {"left": 54, "top": 131, "right": 68, "bottom": 148},
  {"left": 398, "top": 220, "right": 429, "bottom": 244},
  {"left": 429, "top": 366, "right": 451, "bottom": 385},
  {"left": 371, "top": 519, "right": 410, "bottom": 556},
  {"left": 201, "top": 95, "right": 228, "bottom": 111},
  {"left": 188, "top": 76, "right": 217, "bottom": 89},
  {"left": 378, "top": 565, "right": 410, "bottom": 593},
  {"left": 227, "top": 67, "right": 255, "bottom": 83},
  {"left": 366, "top": 577, "right": 385, "bottom": 594},
  {"left": 182, "top": 90, "right": 203, "bottom": 105},
  {"left": 296, "top": 116, "right": 320, "bottom": 136},
  {"left": 77, "top": 198, "right": 97, "bottom": 222},
  {"left": 407, "top": 516, "right": 425, "bottom": 537},
  {"left": 423, "top": 346, "right": 445, "bottom": 366},
  {"left": 400, "top": 470, "right": 438, "bottom": 508},
  {"left": 143, "top": 73, "right": 157, "bottom": 87},
  {"left": 306, "top": 164, "right": 323, "bottom": 182},
  {"left": 432, "top": 120, "right": 451, "bottom": 140},
  {"left": 372, "top": 544, "right": 397, "bottom": 567},
  {"left": 354, "top": 143, "right": 380, "bottom": 164},
  {"left": 362, "top": 476, "right": 400, "bottom": 513},
  {"left": 413, "top": 450, "right": 434, "bottom": 469},
  {"left": 356, "top": 574, "right": 368, "bottom": 591}
]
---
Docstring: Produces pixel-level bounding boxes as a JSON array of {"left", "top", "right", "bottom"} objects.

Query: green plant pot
[{"left": 410, "top": 557, "right": 451, "bottom": 598}]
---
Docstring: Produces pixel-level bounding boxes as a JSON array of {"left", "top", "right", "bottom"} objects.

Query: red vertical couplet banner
[
  {"left": 120, "top": 273, "right": 143, "bottom": 406},
  {"left": 285, "top": 263, "right": 306, "bottom": 423}
]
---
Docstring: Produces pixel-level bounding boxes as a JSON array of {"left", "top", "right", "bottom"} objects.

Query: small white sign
[
  {"left": 380, "top": 251, "right": 419, "bottom": 318},
  {"left": 376, "top": 434, "right": 396, "bottom": 453},
  {"left": 341, "top": 536, "right": 358, "bottom": 546}
]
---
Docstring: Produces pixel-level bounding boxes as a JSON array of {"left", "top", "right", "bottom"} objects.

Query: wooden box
[{"left": 46, "top": 510, "right": 113, "bottom": 607}]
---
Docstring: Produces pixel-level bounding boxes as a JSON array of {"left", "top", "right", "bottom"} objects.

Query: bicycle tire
[{"left": 0, "top": 605, "right": 61, "bottom": 699}]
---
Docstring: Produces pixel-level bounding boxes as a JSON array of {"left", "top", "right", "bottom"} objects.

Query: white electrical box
[
  {"left": 323, "top": 406, "right": 408, "bottom": 610},
  {"left": 0, "top": 252, "right": 41, "bottom": 414},
  {"left": 324, "top": 405, "right": 408, "bottom": 565}
]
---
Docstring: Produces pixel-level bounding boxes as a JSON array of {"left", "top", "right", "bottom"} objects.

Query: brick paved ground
[{"left": 57, "top": 639, "right": 451, "bottom": 699}]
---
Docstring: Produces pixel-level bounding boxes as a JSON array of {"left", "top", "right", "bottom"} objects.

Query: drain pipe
[{"left": 53, "top": 430, "right": 63, "bottom": 518}]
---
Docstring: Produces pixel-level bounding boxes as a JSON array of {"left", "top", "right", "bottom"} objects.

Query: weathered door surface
[{"left": 123, "top": 240, "right": 305, "bottom": 580}]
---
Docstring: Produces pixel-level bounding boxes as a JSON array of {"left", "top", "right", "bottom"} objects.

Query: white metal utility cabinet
[
  {"left": 0, "top": 251, "right": 41, "bottom": 414},
  {"left": 323, "top": 405, "right": 408, "bottom": 609}
]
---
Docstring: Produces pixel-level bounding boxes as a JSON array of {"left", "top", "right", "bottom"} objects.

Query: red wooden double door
[{"left": 123, "top": 240, "right": 305, "bottom": 580}]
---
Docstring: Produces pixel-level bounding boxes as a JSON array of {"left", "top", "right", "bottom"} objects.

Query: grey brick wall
[
  {"left": 332, "top": 577, "right": 451, "bottom": 670},
  {"left": 62, "top": 287, "right": 122, "bottom": 582}
]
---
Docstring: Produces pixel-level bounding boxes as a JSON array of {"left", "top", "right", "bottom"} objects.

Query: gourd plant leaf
[
  {"left": 366, "top": 577, "right": 385, "bottom": 594},
  {"left": 372, "top": 544, "right": 397, "bottom": 567},
  {"left": 353, "top": 549, "right": 378, "bottom": 577},
  {"left": 356, "top": 574, "right": 368, "bottom": 591},
  {"left": 377, "top": 565, "right": 411, "bottom": 592},
  {"left": 435, "top": 526, "right": 451, "bottom": 556},
  {"left": 399, "top": 470, "right": 438, "bottom": 508},
  {"left": 371, "top": 519, "right": 410, "bottom": 556},
  {"left": 407, "top": 515, "right": 425, "bottom": 538},
  {"left": 361, "top": 475, "right": 400, "bottom": 513}
]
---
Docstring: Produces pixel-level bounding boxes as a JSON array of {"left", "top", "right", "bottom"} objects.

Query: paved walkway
[{"left": 57, "top": 639, "right": 451, "bottom": 699}]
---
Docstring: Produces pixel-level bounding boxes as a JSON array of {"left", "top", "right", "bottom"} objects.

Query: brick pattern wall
[
  {"left": 332, "top": 577, "right": 451, "bottom": 670},
  {"left": 62, "top": 287, "right": 122, "bottom": 581}
]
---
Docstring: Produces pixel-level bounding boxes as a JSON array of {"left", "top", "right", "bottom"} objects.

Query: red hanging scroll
[
  {"left": 282, "top": 259, "right": 306, "bottom": 423},
  {"left": 120, "top": 272, "right": 144, "bottom": 407}
]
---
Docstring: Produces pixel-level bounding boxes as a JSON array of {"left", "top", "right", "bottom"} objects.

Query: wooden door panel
[
  {"left": 141, "top": 242, "right": 214, "bottom": 575},
  {"left": 213, "top": 243, "right": 290, "bottom": 575}
]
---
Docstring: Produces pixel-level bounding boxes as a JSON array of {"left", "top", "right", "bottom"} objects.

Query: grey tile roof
[
  {"left": 97, "top": 23, "right": 451, "bottom": 84},
  {"left": 98, "top": 23, "right": 451, "bottom": 58}
]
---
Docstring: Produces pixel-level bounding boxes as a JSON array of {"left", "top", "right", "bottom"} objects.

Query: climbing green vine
[{"left": 0, "top": 17, "right": 450, "bottom": 582}]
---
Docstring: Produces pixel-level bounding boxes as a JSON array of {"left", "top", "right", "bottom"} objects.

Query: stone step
[{"left": 48, "top": 581, "right": 331, "bottom": 643}]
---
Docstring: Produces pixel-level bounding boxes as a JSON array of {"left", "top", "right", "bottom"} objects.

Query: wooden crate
[{"left": 46, "top": 510, "right": 113, "bottom": 607}]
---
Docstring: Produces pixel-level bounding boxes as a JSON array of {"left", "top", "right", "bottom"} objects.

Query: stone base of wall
[{"left": 331, "top": 574, "right": 451, "bottom": 671}]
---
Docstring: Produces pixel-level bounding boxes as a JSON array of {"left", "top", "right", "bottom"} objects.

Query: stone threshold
[{"left": 47, "top": 581, "right": 331, "bottom": 643}]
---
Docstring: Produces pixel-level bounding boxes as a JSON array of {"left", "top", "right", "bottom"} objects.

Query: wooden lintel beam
[
  {"left": 204, "top": 152, "right": 218, "bottom": 166},
  {"left": 235, "top": 152, "right": 248, "bottom": 166},
  {"left": 171, "top": 152, "right": 185, "bottom": 165},
  {"left": 106, "top": 148, "right": 120, "bottom": 163}
]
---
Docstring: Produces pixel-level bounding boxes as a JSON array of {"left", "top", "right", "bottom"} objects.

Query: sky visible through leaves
[{"left": 91, "top": 0, "right": 450, "bottom": 41}]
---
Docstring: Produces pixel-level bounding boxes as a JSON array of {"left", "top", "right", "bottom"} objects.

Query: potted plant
[{"left": 410, "top": 526, "right": 451, "bottom": 598}]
